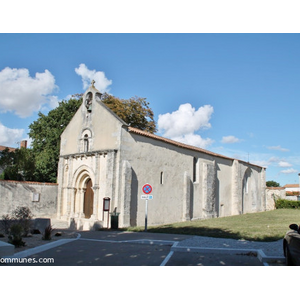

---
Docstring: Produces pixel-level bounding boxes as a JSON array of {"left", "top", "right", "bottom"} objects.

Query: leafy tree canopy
[
  {"left": 0, "top": 147, "right": 35, "bottom": 181},
  {"left": 28, "top": 98, "right": 82, "bottom": 182},
  {"left": 102, "top": 93, "right": 157, "bottom": 133},
  {"left": 266, "top": 180, "right": 280, "bottom": 187}
]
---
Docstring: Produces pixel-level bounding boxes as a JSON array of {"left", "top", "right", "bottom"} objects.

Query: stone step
[{"left": 51, "top": 219, "right": 69, "bottom": 229}]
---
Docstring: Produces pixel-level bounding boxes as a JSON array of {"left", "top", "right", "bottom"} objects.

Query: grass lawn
[{"left": 126, "top": 209, "right": 300, "bottom": 242}]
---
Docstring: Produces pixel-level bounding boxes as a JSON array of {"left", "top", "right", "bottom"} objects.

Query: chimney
[{"left": 20, "top": 140, "right": 27, "bottom": 149}]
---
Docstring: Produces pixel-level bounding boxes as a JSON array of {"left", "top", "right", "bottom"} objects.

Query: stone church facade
[{"left": 57, "top": 82, "right": 266, "bottom": 230}]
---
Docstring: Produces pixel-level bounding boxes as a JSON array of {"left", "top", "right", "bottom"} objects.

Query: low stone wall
[
  {"left": 265, "top": 187, "right": 286, "bottom": 210},
  {"left": 0, "top": 180, "right": 58, "bottom": 218},
  {"left": 285, "top": 195, "right": 299, "bottom": 201}
]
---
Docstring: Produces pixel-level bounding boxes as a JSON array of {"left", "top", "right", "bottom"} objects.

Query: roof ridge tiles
[{"left": 127, "top": 126, "right": 264, "bottom": 169}]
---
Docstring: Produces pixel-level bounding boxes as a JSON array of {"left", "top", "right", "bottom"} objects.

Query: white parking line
[
  {"left": 160, "top": 242, "right": 178, "bottom": 266},
  {"left": 3, "top": 235, "right": 285, "bottom": 266},
  {"left": 4, "top": 234, "right": 81, "bottom": 259}
]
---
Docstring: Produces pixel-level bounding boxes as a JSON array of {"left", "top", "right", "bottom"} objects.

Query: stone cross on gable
[{"left": 91, "top": 80, "right": 95, "bottom": 87}]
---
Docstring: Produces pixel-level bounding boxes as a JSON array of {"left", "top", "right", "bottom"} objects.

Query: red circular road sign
[{"left": 142, "top": 184, "right": 152, "bottom": 194}]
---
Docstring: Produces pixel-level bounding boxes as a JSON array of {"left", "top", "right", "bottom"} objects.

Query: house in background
[
  {"left": 283, "top": 184, "right": 300, "bottom": 196},
  {"left": 0, "top": 145, "right": 16, "bottom": 153}
]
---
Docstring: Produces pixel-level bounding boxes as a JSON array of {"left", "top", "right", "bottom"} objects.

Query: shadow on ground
[{"left": 125, "top": 226, "right": 283, "bottom": 242}]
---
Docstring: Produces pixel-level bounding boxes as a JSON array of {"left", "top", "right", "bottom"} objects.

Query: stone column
[
  {"left": 78, "top": 188, "right": 86, "bottom": 219},
  {"left": 67, "top": 157, "right": 73, "bottom": 186},
  {"left": 202, "top": 161, "right": 217, "bottom": 218},
  {"left": 91, "top": 153, "right": 101, "bottom": 220},
  {"left": 120, "top": 160, "right": 132, "bottom": 227},
  {"left": 231, "top": 159, "right": 240, "bottom": 215},
  {"left": 69, "top": 187, "right": 77, "bottom": 218},
  {"left": 261, "top": 168, "right": 266, "bottom": 211},
  {"left": 91, "top": 185, "right": 99, "bottom": 220},
  {"left": 182, "top": 171, "right": 191, "bottom": 221},
  {"left": 104, "top": 152, "right": 114, "bottom": 198},
  {"left": 56, "top": 157, "right": 65, "bottom": 218}
]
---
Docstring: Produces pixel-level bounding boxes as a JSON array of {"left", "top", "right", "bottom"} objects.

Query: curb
[
  {"left": 3, "top": 233, "right": 81, "bottom": 259},
  {"left": 170, "top": 243, "right": 285, "bottom": 265}
]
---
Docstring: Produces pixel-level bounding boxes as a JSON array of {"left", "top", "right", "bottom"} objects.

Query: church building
[{"left": 57, "top": 82, "right": 266, "bottom": 230}]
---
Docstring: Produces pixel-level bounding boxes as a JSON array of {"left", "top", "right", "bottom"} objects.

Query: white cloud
[
  {"left": 281, "top": 168, "right": 298, "bottom": 174},
  {"left": 75, "top": 64, "right": 112, "bottom": 93},
  {"left": 221, "top": 135, "right": 241, "bottom": 144},
  {"left": 278, "top": 161, "right": 292, "bottom": 168},
  {"left": 267, "top": 145, "right": 289, "bottom": 152},
  {"left": 157, "top": 103, "right": 214, "bottom": 149},
  {"left": 0, "top": 122, "right": 24, "bottom": 146},
  {"left": 0, "top": 67, "right": 58, "bottom": 117},
  {"left": 48, "top": 95, "right": 60, "bottom": 109}
]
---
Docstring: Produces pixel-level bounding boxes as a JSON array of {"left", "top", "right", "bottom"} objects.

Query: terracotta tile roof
[
  {"left": 127, "top": 127, "right": 265, "bottom": 169},
  {"left": 0, "top": 145, "right": 16, "bottom": 152},
  {"left": 284, "top": 184, "right": 299, "bottom": 188}
]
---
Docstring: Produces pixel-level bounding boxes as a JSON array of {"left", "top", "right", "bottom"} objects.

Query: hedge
[{"left": 275, "top": 198, "right": 300, "bottom": 209}]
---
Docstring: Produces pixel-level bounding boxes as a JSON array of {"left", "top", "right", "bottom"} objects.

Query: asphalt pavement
[{"left": 1, "top": 230, "right": 285, "bottom": 266}]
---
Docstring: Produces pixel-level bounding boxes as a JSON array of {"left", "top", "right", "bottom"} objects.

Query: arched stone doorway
[
  {"left": 84, "top": 178, "right": 94, "bottom": 219},
  {"left": 71, "top": 166, "right": 96, "bottom": 220}
]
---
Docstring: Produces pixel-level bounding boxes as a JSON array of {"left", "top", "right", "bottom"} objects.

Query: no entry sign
[
  {"left": 142, "top": 184, "right": 152, "bottom": 194},
  {"left": 142, "top": 183, "right": 153, "bottom": 232}
]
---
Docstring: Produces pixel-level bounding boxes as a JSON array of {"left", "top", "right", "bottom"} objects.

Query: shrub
[
  {"left": 0, "top": 214, "right": 13, "bottom": 234},
  {"left": 8, "top": 223, "right": 26, "bottom": 247},
  {"left": 275, "top": 198, "right": 300, "bottom": 209},
  {"left": 42, "top": 225, "right": 53, "bottom": 240},
  {"left": 12, "top": 206, "right": 34, "bottom": 236}
]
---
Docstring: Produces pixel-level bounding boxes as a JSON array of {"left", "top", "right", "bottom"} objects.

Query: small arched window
[
  {"left": 193, "top": 157, "right": 198, "bottom": 182},
  {"left": 160, "top": 172, "right": 164, "bottom": 184},
  {"left": 80, "top": 128, "right": 92, "bottom": 153},
  {"left": 84, "top": 134, "right": 89, "bottom": 152}
]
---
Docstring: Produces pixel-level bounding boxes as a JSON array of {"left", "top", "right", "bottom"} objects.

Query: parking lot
[{"left": 1, "top": 231, "right": 285, "bottom": 266}]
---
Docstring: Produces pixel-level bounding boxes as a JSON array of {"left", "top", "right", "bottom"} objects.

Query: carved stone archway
[{"left": 71, "top": 165, "right": 96, "bottom": 220}]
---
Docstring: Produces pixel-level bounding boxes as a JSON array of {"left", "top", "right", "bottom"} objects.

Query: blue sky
[{"left": 0, "top": 33, "right": 299, "bottom": 186}]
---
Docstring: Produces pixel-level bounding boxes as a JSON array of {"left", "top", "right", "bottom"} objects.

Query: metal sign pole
[
  {"left": 145, "top": 199, "right": 148, "bottom": 232},
  {"left": 142, "top": 184, "right": 152, "bottom": 232}
]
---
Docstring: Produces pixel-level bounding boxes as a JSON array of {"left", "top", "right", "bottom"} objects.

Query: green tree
[
  {"left": 0, "top": 147, "right": 35, "bottom": 181},
  {"left": 266, "top": 180, "right": 280, "bottom": 187},
  {"left": 102, "top": 93, "right": 157, "bottom": 133},
  {"left": 29, "top": 98, "right": 82, "bottom": 182},
  {"left": 0, "top": 148, "right": 14, "bottom": 179}
]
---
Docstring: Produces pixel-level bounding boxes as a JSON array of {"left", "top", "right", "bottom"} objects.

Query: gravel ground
[
  {"left": 1, "top": 229, "right": 78, "bottom": 253},
  {"left": 177, "top": 236, "right": 284, "bottom": 256}
]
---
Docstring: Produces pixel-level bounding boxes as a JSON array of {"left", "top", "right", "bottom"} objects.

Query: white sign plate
[{"left": 141, "top": 195, "right": 153, "bottom": 200}]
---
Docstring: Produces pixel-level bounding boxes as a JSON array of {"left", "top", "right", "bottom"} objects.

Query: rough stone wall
[
  {"left": 202, "top": 162, "right": 217, "bottom": 219},
  {"left": 265, "top": 187, "right": 285, "bottom": 210},
  {"left": 0, "top": 180, "right": 58, "bottom": 218}
]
